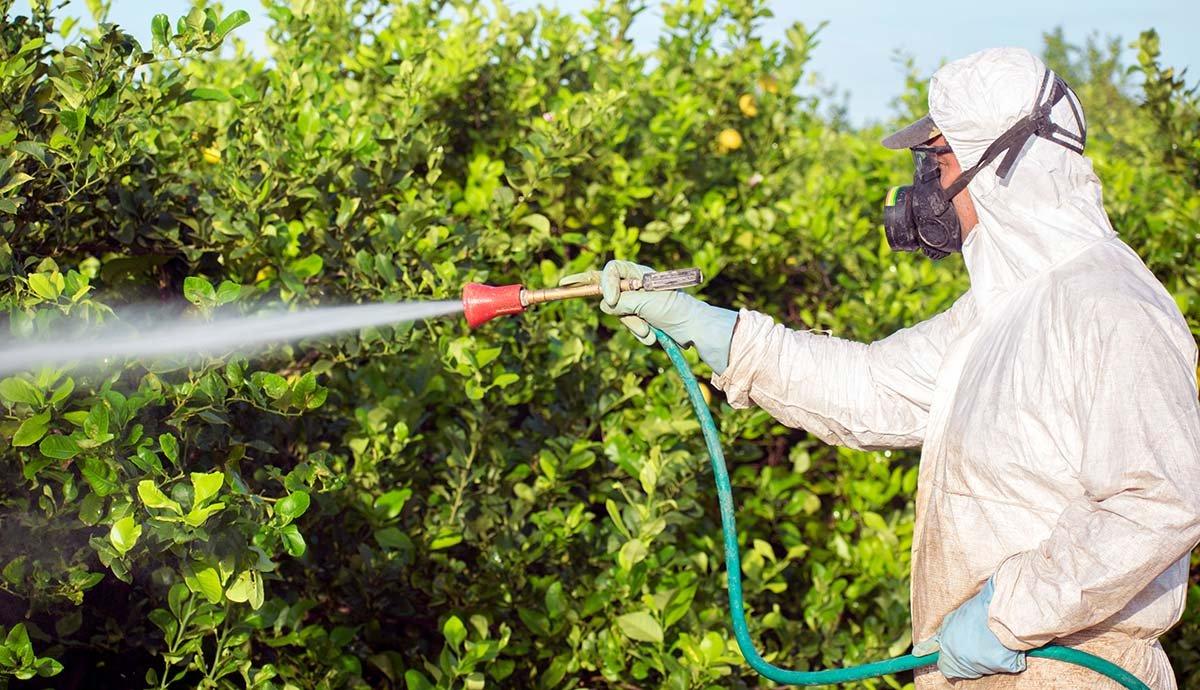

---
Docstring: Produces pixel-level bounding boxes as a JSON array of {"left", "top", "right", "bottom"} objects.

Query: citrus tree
[{"left": 0, "top": 1, "right": 1196, "bottom": 688}]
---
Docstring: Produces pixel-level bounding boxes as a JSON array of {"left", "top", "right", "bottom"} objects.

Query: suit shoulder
[{"left": 1051, "top": 242, "right": 1179, "bottom": 322}]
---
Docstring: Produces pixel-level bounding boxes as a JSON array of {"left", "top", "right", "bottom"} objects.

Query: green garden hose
[{"left": 649, "top": 327, "right": 1150, "bottom": 689}]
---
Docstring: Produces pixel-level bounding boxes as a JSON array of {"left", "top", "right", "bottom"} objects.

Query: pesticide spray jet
[{"left": 0, "top": 301, "right": 463, "bottom": 376}]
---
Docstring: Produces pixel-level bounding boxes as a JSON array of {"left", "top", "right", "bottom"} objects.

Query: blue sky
[{"left": 11, "top": 0, "right": 1198, "bottom": 126}]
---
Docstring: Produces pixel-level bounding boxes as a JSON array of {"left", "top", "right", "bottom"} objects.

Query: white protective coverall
[{"left": 711, "top": 48, "right": 1200, "bottom": 689}]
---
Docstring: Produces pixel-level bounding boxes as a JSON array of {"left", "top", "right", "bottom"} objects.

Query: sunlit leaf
[{"left": 109, "top": 517, "right": 142, "bottom": 556}]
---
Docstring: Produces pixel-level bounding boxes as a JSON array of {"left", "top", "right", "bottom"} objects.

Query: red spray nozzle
[{"left": 462, "top": 283, "right": 526, "bottom": 328}]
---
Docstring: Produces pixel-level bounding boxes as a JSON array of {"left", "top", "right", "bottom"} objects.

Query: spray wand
[
  {"left": 461, "top": 268, "right": 702, "bottom": 327},
  {"left": 459, "top": 271, "right": 1149, "bottom": 690}
]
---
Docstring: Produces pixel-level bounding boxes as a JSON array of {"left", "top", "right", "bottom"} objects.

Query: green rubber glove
[{"left": 559, "top": 260, "right": 739, "bottom": 374}]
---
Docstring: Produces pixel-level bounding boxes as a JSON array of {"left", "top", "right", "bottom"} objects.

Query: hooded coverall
[{"left": 711, "top": 48, "right": 1200, "bottom": 689}]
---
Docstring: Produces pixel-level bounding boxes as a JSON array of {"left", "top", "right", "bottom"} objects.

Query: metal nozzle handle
[
  {"left": 521, "top": 267, "right": 704, "bottom": 306},
  {"left": 633, "top": 268, "right": 703, "bottom": 291}
]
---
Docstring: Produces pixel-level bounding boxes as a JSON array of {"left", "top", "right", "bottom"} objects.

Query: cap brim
[{"left": 882, "top": 114, "right": 941, "bottom": 149}]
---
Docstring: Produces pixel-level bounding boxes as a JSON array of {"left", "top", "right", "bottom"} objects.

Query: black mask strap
[{"left": 940, "top": 70, "right": 1085, "bottom": 202}]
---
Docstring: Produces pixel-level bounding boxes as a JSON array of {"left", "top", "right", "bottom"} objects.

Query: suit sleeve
[
  {"left": 710, "top": 295, "right": 974, "bottom": 450},
  {"left": 988, "top": 300, "right": 1200, "bottom": 649}
]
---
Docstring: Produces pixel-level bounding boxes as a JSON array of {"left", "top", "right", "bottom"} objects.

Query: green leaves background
[{"left": 0, "top": 1, "right": 1197, "bottom": 689}]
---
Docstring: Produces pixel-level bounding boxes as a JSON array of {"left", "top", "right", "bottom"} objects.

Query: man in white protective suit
[{"left": 562, "top": 47, "right": 1200, "bottom": 688}]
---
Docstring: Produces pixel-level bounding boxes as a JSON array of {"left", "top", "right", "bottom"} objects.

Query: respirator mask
[{"left": 882, "top": 69, "right": 1087, "bottom": 260}]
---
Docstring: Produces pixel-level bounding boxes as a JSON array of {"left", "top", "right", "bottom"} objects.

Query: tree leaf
[
  {"left": 305, "top": 388, "right": 328, "bottom": 409},
  {"left": 519, "top": 213, "right": 551, "bottom": 234},
  {"left": 187, "top": 565, "right": 223, "bottom": 604},
  {"left": 38, "top": 435, "right": 79, "bottom": 460},
  {"left": 517, "top": 607, "right": 549, "bottom": 637},
  {"left": 544, "top": 581, "right": 566, "bottom": 620},
  {"left": 259, "top": 373, "right": 287, "bottom": 399},
  {"left": 215, "top": 280, "right": 241, "bottom": 305},
  {"left": 49, "top": 378, "right": 74, "bottom": 404},
  {"left": 131, "top": 446, "right": 164, "bottom": 476},
  {"left": 275, "top": 491, "right": 310, "bottom": 522},
  {"left": 83, "top": 403, "right": 109, "bottom": 440},
  {"left": 190, "top": 471, "right": 224, "bottom": 506},
  {"left": 197, "top": 409, "right": 229, "bottom": 426},
  {"left": 374, "top": 488, "right": 412, "bottom": 519},
  {"left": 185, "top": 87, "right": 231, "bottom": 103},
  {"left": 182, "top": 276, "right": 215, "bottom": 305},
  {"left": 0, "top": 377, "right": 42, "bottom": 406},
  {"left": 13, "top": 141, "right": 48, "bottom": 165},
  {"left": 168, "top": 583, "right": 189, "bottom": 618},
  {"left": 373, "top": 527, "right": 409, "bottom": 549},
  {"left": 2, "top": 557, "right": 25, "bottom": 586},
  {"left": 429, "top": 529, "right": 462, "bottom": 550},
  {"left": 35, "top": 656, "right": 62, "bottom": 677},
  {"left": 404, "top": 670, "right": 435, "bottom": 690},
  {"left": 215, "top": 10, "right": 251, "bottom": 39},
  {"left": 185, "top": 6, "right": 206, "bottom": 30},
  {"left": 442, "top": 615, "right": 466, "bottom": 648},
  {"left": 183, "top": 502, "right": 225, "bottom": 527},
  {"left": 28, "top": 272, "right": 60, "bottom": 300},
  {"left": 297, "top": 103, "right": 321, "bottom": 138},
  {"left": 137, "top": 480, "right": 182, "bottom": 514},
  {"left": 492, "top": 372, "right": 519, "bottom": 388},
  {"left": 0, "top": 172, "right": 33, "bottom": 195},
  {"left": 62, "top": 410, "right": 88, "bottom": 426},
  {"left": 292, "top": 371, "right": 317, "bottom": 397},
  {"left": 151, "top": 13, "right": 170, "bottom": 48},
  {"left": 5, "top": 623, "right": 31, "bottom": 656},
  {"left": 616, "top": 611, "right": 662, "bottom": 643},
  {"left": 78, "top": 492, "right": 104, "bottom": 526},
  {"left": 158, "top": 433, "right": 179, "bottom": 464},
  {"left": 109, "top": 516, "right": 142, "bottom": 556},
  {"left": 58, "top": 109, "right": 85, "bottom": 134},
  {"left": 280, "top": 524, "right": 306, "bottom": 556},
  {"left": 475, "top": 346, "right": 502, "bottom": 367},
  {"left": 80, "top": 457, "right": 119, "bottom": 496},
  {"left": 12, "top": 411, "right": 50, "bottom": 447},
  {"left": 618, "top": 538, "right": 647, "bottom": 571},
  {"left": 148, "top": 608, "right": 177, "bottom": 639},
  {"left": 288, "top": 255, "right": 324, "bottom": 279}
]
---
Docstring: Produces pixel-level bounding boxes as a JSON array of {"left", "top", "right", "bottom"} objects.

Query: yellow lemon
[
  {"left": 202, "top": 146, "right": 221, "bottom": 164},
  {"left": 758, "top": 75, "right": 779, "bottom": 94},
  {"left": 738, "top": 93, "right": 758, "bottom": 117},
  {"left": 716, "top": 128, "right": 743, "bottom": 153},
  {"left": 700, "top": 382, "right": 713, "bottom": 406}
]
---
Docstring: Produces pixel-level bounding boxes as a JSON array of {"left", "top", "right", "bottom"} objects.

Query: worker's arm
[
  {"left": 988, "top": 300, "right": 1200, "bottom": 649},
  {"left": 710, "top": 293, "right": 975, "bottom": 450}
]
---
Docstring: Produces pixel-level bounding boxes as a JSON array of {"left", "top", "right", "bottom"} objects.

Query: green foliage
[
  {"left": 0, "top": 623, "right": 63, "bottom": 680},
  {"left": 0, "top": 2, "right": 1196, "bottom": 689}
]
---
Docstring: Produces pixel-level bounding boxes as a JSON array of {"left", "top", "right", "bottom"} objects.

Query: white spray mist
[{"left": 0, "top": 300, "right": 464, "bottom": 376}]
